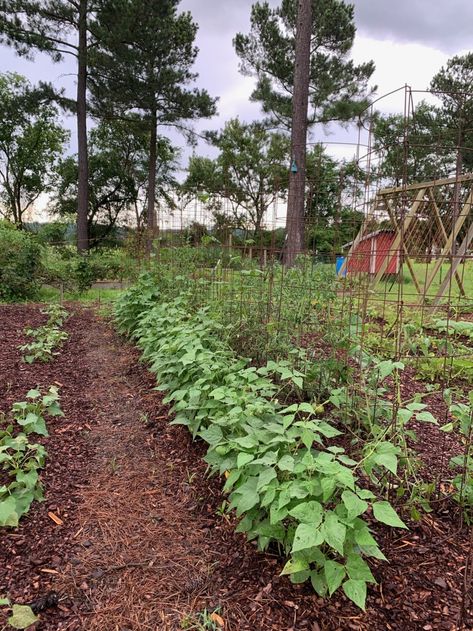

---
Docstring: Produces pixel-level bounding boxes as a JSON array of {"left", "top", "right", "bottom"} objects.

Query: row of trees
[
  {"left": 372, "top": 53, "right": 473, "bottom": 186},
  {"left": 0, "top": 0, "right": 216, "bottom": 250},
  {"left": 0, "top": 0, "right": 471, "bottom": 257}
]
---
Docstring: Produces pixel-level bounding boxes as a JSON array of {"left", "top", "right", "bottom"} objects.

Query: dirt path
[{"left": 1, "top": 305, "right": 471, "bottom": 631}]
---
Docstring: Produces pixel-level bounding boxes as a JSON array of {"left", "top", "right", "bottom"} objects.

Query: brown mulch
[{"left": 0, "top": 304, "right": 472, "bottom": 630}]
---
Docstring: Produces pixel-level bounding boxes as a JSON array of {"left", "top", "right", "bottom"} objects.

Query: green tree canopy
[
  {"left": 0, "top": 73, "right": 68, "bottom": 227},
  {"left": 372, "top": 53, "right": 473, "bottom": 188},
  {"left": 89, "top": 0, "right": 217, "bottom": 238},
  {"left": 234, "top": 0, "right": 375, "bottom": 130},
  {"left": 54, "top": 120, "right": 178, "bottom": 246},
  {"left": 184, "top": 119, "right": 290, "bottom": 236},
  {"left": 305, "top": 145, "right": 363, "bottom": 255},
  {"left": 0, "top": 0, "right": 99, "bottom": 250}
]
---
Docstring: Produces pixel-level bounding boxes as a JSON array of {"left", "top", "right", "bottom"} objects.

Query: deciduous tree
[
  {"left": 184, "top": 119, "right": 289, "bottom": 238},
  {"left": 0, "top": 73, "right": 67, "bottom": 228}
]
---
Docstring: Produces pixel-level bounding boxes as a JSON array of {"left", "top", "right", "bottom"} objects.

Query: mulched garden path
[{"left": 0, "top": 304, "right": 472, "bottom": 630}]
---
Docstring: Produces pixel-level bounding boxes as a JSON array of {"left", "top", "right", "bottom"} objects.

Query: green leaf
[
  {"left": 0, "top": 496, "right": 19, "bottom": 527},
  {"left": 416, "top": 411, "right": 438, "bottom": 424},
  {"left": 0, "top": 598, "right": 11, "bottom": 606},
  {"left": 291, "top": 523, "right": 324, "bottom": 553},
  {"left": 199, "top": 425, "right": 223, "bottom": 445},
  {"left": 25, "top": 389, "right": 41, "bottom": 399},
  {"left": 342, "top": 578, "right": 367, "bottom": 610},
  {"left": 298, "top": 402, "right": 314, "bottom": 415},
  {"left": 440, "top": 422, "right": 454, "bottom": 433},
  {"left": 341, "top": 490, "right": 368, "bottom": 520},
  {"left": 322, "top": 513, "right": 346, "bottom": 556},
  {"left": 372, "top": 501, "right": 407, "bottom": 529},
  {"left": 373, "top": 452, "right": 398, "bottom": 475},
  {"left": 237, "top": 452, "right": 254, "bottom": 468},
  {"left": 324, "top": 560, "right": 346, "bottom": 596},
  {"left": 346, "top": 554, "right": 376, "bottom": 583},
  {"left": 8, "top": 604, "right": 39, "bottom": 629},
  {"left": 231, "top": 489, "right": 259, "bottom": 516},
  {"left": 278, "top": 454, "right": 295, "bottom": 472},
  {"left": 310, "top": 570, "right": 328, "bottom": 596},
  {"left": 256, "top": 468, "right": 277, "bottom": 491},
  {"left": 280, "top": 557, "right": 309, "bottom": 576},
  {"left": 289, "top": 501, "right": 323, "bottom": 526}
]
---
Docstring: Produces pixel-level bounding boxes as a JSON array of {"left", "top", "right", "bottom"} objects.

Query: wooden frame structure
[{"left": 340, "top": 173, "right": 473, "bottom": 306}]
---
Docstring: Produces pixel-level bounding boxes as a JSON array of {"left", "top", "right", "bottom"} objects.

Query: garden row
[{"left": 114, "top": 270, "right": 472, "bottom": 610}]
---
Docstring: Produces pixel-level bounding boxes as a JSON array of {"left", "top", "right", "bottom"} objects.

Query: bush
[
  {"left": 41, "top": 246, "right": 139, "bottom": 293},
  {"left": 0, "top": 223, "right": 42, "bottom": 301},
  {"left": 35, "top": 221, "right": 71, "bottom": 245}
]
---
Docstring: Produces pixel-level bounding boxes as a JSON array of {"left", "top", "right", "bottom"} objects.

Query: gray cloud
[{"left": 351, "top": 0, "right": 473, "bottom": 53}]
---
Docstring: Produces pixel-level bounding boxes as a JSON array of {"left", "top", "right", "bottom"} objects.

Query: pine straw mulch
[{"left": 0, "top": 303, "right": 472, "bottom": 631}]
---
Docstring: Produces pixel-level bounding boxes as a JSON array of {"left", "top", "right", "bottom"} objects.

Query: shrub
[{"left": 0, "top": 223, "right": 42, "bottom": 301}]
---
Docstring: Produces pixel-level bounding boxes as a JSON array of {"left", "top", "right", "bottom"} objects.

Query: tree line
[{"left": 0, "top": 0, "right": 471, "bottom": 257}]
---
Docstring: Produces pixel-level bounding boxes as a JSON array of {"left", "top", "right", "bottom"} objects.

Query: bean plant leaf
[
  {"left": 237, "top": 452, "right": 254, "bottom": 468},
  {"left": 8, "top": 604, "right": 39, "bottom": 629},
  {"left": 324, "top": 560, "right": 346, "bottom": 596},
  {"left": 0, "top": 496, "right": 19, "bottom": 527},
  {"left": 373, "top": 452, "right": 398, "bottom": 475},
  {"left": 372, "top": 501, "right": 407, "bottom": 529},
  {"left": 291, "top": 523, "right": 324, "bottom": 553},
  {"left": 346, "top": 554, "right": 376, "bottom": 583},
  {"left": 289, "top": 501, "right": 323, "bottom": 525},
  {"left": 322, "top": 513, "right": 346, "bottom": 556},
  {"left": 343, "top": 578, "right": 367, "bottom": 610},
  {"left": 278, "top": 454, "right": 295, "bottom": 472},
  {"left": 416, "top": 411, "right": 438, "bottom": 424},
  {"left": 280, "top": 557, "right": 309, "bottom": 576},
  {"left": 341, "top": 491, "right": 368, "bottom": 519}
]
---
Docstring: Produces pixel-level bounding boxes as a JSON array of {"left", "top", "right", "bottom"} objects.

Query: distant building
[{"left": 343, "top": 229, "right": 400, "bottom": 275}]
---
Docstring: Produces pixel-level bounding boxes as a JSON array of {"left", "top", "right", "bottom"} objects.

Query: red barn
[{"left": 346, "top": 229, "right": 400, "bottom": 275}]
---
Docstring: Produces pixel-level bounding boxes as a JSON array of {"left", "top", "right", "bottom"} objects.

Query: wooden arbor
[{"left": 340, "top": 174, "right": 473, "bottom": 305}]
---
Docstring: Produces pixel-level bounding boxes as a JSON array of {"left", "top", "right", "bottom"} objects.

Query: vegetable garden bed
[{"left": 0, "top": 303, "right": 471, "bottom": 630}]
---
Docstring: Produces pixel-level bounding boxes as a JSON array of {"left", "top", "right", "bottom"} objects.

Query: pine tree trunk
[
  {"left": 146, "top": 109, "right": 158, "bottom": 253},
  {"left": 283, "top": 0, "right": 312, "bottom": 267},
  {"left": 76, "top": 0, "right": 89, "bottom": 252}
]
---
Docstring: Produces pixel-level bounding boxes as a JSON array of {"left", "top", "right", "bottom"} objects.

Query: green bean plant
[
  {"left": 115, "top": 287, "right": 410, "bottom": 610},
  {"left": 20, "top": 304, "right": 69, "bottom": 364},
  {"left": 0, "top": 387, "right": 63, "bottom": 527},
  {"left": 441, "top": 390, "right": 473, "bottom": 524}
]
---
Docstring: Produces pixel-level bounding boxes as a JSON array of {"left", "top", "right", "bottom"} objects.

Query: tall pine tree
[
  {"left": 90, "top": 0, "right": 217, "bottom": 246},
  {"left": 235, "top": 0, "right": 375, "bottom": 264}
]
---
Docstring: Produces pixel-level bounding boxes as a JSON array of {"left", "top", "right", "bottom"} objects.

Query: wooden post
[{"left": 420, "top": 188, "right": 473, "bottom": 301}]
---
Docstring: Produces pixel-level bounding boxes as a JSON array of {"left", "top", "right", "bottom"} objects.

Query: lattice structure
[{"left": 340, "top": 173, "right": 473, "bottom": 305}]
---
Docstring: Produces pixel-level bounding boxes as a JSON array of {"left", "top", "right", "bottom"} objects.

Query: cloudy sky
[{"left": 2, "top": 0, "right": 472, "bottom": 168}]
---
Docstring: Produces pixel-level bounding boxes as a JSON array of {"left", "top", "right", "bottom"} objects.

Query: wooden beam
[
  {"left": 420, "top": 188, "right": 473, "bottom": 301},
  {"left": 427, "top": 189, "right": 466, "bottom": 297},
  {"left": 385, "top": 198, "right": 422, "bottom": 295},
  {"left": 379, "top": 173, "right": 473, "bottom": 195},
  {"left": 432, "top": 221, "right": 473, "bottom": 305},
  {"left": 371, "top": 188, "right": 427, "bottom": 288}
]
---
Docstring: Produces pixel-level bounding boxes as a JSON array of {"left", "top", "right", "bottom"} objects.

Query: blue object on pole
[
  {"left": 291, "top": 159, "right": 298, "bottom": 173},
  {"left": 336, "top": 256, "right": 347, "bottom": 277}
]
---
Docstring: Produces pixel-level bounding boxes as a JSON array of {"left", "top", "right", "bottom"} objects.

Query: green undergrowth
[{"left": 114, "top": 276, "right": 410, "bottom": 610}]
